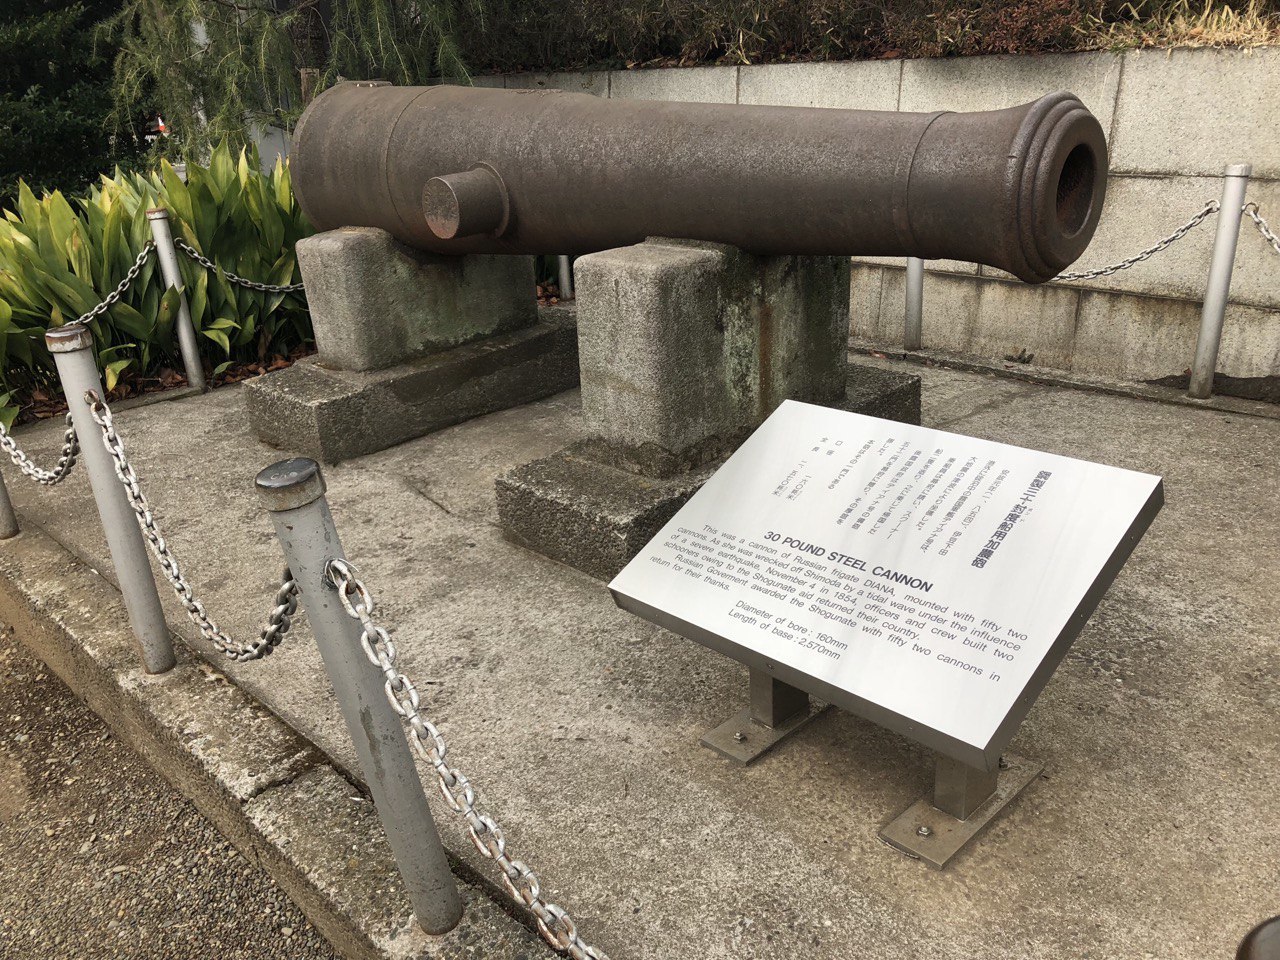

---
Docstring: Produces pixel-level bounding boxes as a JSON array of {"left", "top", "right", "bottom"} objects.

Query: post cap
[
  {"left": 255, "top": 458, "right": 326, "bottom": 512},
  {"left": 145, "top": 207, "right": 170, "bottom": 221},
  {"left": 45, "top": 324, "right": 94, "bottom": 353},
  {"left": 1224, "top": 163, "right": 1253, "bottom": 178}
]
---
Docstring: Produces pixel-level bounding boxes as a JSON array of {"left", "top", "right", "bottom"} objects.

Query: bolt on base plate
[
  {"left": 699, "top": 703, "right": 829, "bottom": 765},
  {"left": 879, "top": 752, "right": 1043, "bottom": 869}
]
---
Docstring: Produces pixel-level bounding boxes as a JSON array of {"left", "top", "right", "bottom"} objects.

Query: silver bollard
[
  {"left": 255, "top": 458, "right": 463, "bottom": 935},
  {"left": 46, "top": 326, "right": 174, "bottom": 674},
  {"left": 1188, "top": 164, "right": 1251, "bottom": 400},
  {"left": 0, "top": 472, "right": 19, "bottom": 539},
  {"left": 904, "top": 257, "right": 925, "bottom": 351},
  {"left": 557, "top": 254, "right": 574, "bottom": 300},
  {"left": 146, "top": 208, "right": 207, "bottom": 392}
]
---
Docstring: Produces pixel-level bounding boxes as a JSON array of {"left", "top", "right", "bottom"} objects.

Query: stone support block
[
  {"left": 498, "top": 366, "right": 921, "bottom": 580},
  {"left": 251, "top": 227, "right": 576, "bottom": 461},
  {"left": 576, "top": 239, "right": 850, "bottom": 474},
  {"left": 246, "top": 305, "right": 578, "bottom": 463},
  {"left": 500, "top": 240, "right": 916, "bottom": 579},
  {"left": 296, "top": 227, "right": 537, "bottom": 372}
]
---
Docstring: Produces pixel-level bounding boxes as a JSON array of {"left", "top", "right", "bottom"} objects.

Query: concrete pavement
[{"left": 1, "top": 358, "right": 1276, "bottom": 959}]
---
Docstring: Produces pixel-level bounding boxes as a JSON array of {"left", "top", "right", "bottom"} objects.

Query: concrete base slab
[
  {"left": 246, "top": 305, "right": 578, "bottom": 462},
  {"left": 879, "top": 752, "right": 1044, "bottom": 869},
  {"left": 3, "top": 357, "right": 1279, "bottom": 960},
  {"left": 496, "top": 364, "right": 921, "bottom": 580},
  {"left": 496, "top": 443, "right": 714, "bottom": 582}
]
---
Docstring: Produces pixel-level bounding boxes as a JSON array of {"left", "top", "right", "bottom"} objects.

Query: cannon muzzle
[{"left": 292, "top": 82, "right": 1108, "bottom": 283}]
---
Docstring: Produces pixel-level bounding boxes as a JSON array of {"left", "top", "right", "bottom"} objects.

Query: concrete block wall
[{"left": 492, "top": 48, "right": 1280, "bottom": 384}]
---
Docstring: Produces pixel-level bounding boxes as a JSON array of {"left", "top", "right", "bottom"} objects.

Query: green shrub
[
  {"left": 454, "top": 0, "right": 1279, "bottom": 73},
  {"left": 1, "top": 0, "right": 146, "bottom": 208},
  {"left": 0, "top": 143, "right": 312, "bottom": 426}
]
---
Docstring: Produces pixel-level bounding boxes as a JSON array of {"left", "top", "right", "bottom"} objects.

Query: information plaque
[{"left": 610, "top": 401, "right": 1163, "bottom": 770}]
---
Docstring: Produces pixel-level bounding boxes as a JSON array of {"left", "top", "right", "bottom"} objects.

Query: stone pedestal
[
  {"left": 496, "top": 239, "right": 921, "bottom": 580},
  {"left": 246, "top": 227, "right": 579, "bottom": 462}
]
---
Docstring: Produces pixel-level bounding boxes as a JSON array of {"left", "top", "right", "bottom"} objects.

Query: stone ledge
[
  {"left": 850, "top": 341, "right": 1280, "bottom": 421},
  {"left": 497, "top": 443, "right": 714, "bottom": 582},
  {"left": 245, "top": 305, "right": 579, "bottom": 463},
  {"left": 0, "top": 521, "right": 544, "bottom": 960}
]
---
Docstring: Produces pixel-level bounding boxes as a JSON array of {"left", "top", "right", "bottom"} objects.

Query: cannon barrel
[{"left": 292, "top": 82, "right": 1108, "bottom": 283}]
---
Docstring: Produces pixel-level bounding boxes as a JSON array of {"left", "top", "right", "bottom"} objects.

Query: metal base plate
[
  {"left": 699, "top": 703, "right": 828, "bottom": 764},
  {"left": 879, "top": 752, "right": 1043, "bottom": 869}
]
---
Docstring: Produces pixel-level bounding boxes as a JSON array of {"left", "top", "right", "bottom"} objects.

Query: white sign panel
[{"left": 610, "top": 401, "right": 1163, "bottom": 765}]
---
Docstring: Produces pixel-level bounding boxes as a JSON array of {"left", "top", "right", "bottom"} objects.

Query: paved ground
[
  {"left": 5, "top": 359, "right": 1279, "bottom": 959},
  {"left": 0, "top": 632, "right": 337, "bottom": 960}
]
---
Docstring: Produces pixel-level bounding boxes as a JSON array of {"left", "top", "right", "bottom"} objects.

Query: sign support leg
[
  {"left": 700, "top": 668, "right": 827, "bottom": 764},
  {"left": 880, "top": 752, "right": 1043, "bottom": 869}
]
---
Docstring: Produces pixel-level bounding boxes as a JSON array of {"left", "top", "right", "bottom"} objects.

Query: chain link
[
  {"left": 174, "top": 238, "right": 306, "bottom": 294},
  {"left": 83, "top": 390, "right": 299, "bottom": 661},
  {"left": 1055, "top": 200, "right": 1220, "bottom": 281},
  {"left": 1243, "top": 202, "right": 1280, "bottom": 256},
  {"left": 75, "top": 242, "right": 157, "bottom": 324},
  {"left": 325, "top": 559, "right": 609, "bottom": 960},
  {"left": 0, "top": 413, "right": 78, "bottom": 485},
  {"left": 0, "top": 243, "right": 153, "bottom": 487}
]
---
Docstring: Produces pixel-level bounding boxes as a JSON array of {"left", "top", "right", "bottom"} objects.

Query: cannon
[{"left": 291, "top": 82, "right": 1108, "bottom": 284}]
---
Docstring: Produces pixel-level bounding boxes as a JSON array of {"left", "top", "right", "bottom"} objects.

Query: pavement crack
[
  {"left": 929, "top": 389, "right": 1039, "bottom": 429},
  {"left": 401, "top": 476, "right": 501, "bottom": 530}
]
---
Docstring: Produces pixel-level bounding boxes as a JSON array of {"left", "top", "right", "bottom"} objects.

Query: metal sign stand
[
  {"left": 700, "top": 669, "right": 828, "bottom": 764},
  {"left": 879, "top": 752, "right": 1043, "bottom": 868}
]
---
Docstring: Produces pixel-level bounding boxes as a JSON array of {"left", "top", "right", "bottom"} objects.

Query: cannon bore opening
[{"left": 1055, "top": 143, "right": 1096, "bottom": 238}]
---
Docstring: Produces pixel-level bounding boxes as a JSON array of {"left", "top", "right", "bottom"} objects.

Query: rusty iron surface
[{"left": 291, "top": 83, "right": 1109, "bottom": 283}]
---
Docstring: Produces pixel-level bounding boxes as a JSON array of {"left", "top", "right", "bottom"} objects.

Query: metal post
[
  {"left": 0, "top": 472, "right": 19, "bottom": 539},
  {"left": 1189, "top": 164, "right": 1251, "bottom": 399},
  {"left": 904, "top": 257, "right": 924, "bottom": 351},
  {"left": 255, "top": 458, "right": 463, "bottom": 935},
  {"left": 46, "top": 326, "right": 174, "bottom": 674},
  {"left": 932, "top": 754, "right": 998, "bottom": 821},
  {"left": 749, "top": 669, "right": 808, "bottom": 727},
  {"left": 146, "top": 208, "right": 207, "bottom": 392},
  {"left": 557, "top": 255, "right": 574, "bottom": 300}
]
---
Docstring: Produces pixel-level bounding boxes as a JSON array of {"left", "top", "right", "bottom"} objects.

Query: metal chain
[
  {"left": 0, "top": 413, "right": 78, "bottom": 485},
  {"left": 174, "top": 238, "right": 306, "bottom": 293},
  {"left": 325, "top": 559, "right": 609, "bottom": 960},
  {"left": 1243, "top": 202, "right": 1280, "bottom": 256},
  {"left": 0, "top": 242, "right": 155, "bottom": 486},
  {"left": 83, "top": 390, "right": 299, "bottom": 661},
  {"left": 0, "top": 244, "right": 154, "bottom": 488},
  {"left": 75, "top": 242, "right": 157, "bottom": 324},
  {"left": 1055, "top": 200, "right": 1220, "bottom": 281}
]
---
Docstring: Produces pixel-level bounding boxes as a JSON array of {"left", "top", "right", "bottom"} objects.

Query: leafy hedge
[
  {"left": 0, "top": 144, "right": 311, "bottom": 425},
  {"left": 456, "top": 0, "right": 1279, "bottom": 72}
]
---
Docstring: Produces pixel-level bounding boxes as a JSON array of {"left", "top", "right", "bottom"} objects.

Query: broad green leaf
[
  {"left": 104, "top": 358, "right": 133, "bottom": 392},
  {"left": 46, "top": 192, "right": 80, "bottom": 256},
  {"left": 160, "top": 161, "right": 195, "bottom": 226},
  {"left": 189, "top": 269, "right": 208, "bottom": 328},
  {"left": 155, "top": 287, "right": 182, "bottom": 344},
  {"left": 108, "top": 300, "right": 154, "bottom": 340},
  {"left": 203, "top": 327, "right": 231, "bottom": 354}
]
